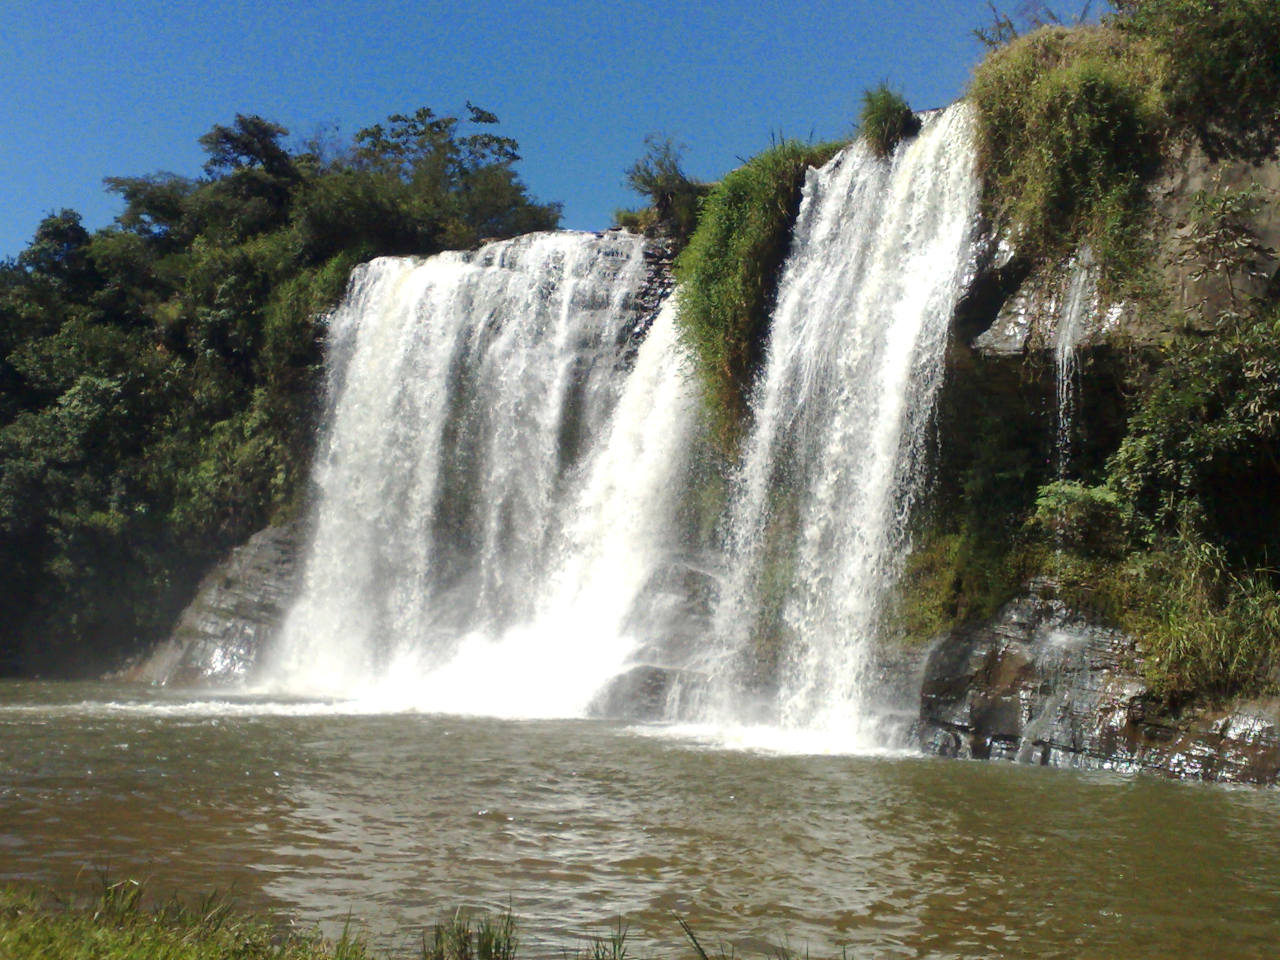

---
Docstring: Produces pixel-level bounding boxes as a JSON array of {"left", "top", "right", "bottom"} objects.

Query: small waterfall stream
[{"left": 1053, "top": 248, "right": 1098, "bottom": 477}]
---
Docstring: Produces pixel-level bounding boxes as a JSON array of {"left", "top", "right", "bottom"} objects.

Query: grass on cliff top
[
  {"left": 673, "top": 138, "right": 842, "bottom": 455},
  {"left": 858, "top": 84, "right": 919, "bottom": 159},
  {"left": 969, "top": 0, "right": 1280, "bottom": 299},
  {"left": 967, "top": 23, "right": 1166, "bottom": 296}
]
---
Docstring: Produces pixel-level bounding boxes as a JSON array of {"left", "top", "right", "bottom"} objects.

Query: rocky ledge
[
  {"left": 914, "top": 585, "right": 1280, "bottom": 785},
  {"left": 124, "top": 522, "right": 306, "bottom": 686}
]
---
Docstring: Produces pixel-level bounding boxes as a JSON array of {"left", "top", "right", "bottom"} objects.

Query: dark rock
[
  {"left": 915, "top": 588, "right": 1280, "bottom": 784},
  {"left": 587, "top": 664, "right": 708, "bottom": 722},
  {"left": 124, "top": 522, "right": 306, "bottom": 686},
  {"left": 618, "top": 236, "right": 676, "bottom": 364}
]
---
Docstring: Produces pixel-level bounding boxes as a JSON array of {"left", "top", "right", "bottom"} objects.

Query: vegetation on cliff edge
[
  {"left": 673, "top": 139, "right": 842, "bottom": 454},
  {"left": 895, "top": 0, "right": 1280, "bottom": 706}
]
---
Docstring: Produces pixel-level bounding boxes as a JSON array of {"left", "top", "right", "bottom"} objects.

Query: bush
[
  {"left": 1116, "top": 0, "right": 1280, "bottom": 160},
  {"left": 968, "top": 25, "right": 1166, "bottom": 291},
  {"left": 673, "top": 139, "right": 842, "bottom": 452},
  {"left": 858, "top": 84, "right": 919, "bottom": 158},
  {"left": 618, "top": 135, "right": 709, "bottom": 244},
  {"left": 1025, "top": 480, "right": 1131, "bottom": 558},
  {"left": 1108, "top": 304, "right": 1280, "bottom": 559},
  {"left": 890, "top": 527, "right": 1030, "bottom": 644},
  {"left": 1120, "top": 539, "right": 1280, "bottom": 703}
]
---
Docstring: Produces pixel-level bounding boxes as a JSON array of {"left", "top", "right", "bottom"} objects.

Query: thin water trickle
[{"left": 1053, "top": 248, "right": 1098, "bottom": 478}]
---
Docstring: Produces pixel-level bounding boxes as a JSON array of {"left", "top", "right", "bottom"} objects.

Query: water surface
[{"left": 2, "top": 681, "right": 1277, "bottom": 958}]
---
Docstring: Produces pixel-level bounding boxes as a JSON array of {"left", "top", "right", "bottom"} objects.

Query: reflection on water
[{"left": 2, "top": 681, "right": 1279, "bottom": 959}]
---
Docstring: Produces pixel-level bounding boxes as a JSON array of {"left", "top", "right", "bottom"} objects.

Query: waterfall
[
  {"left": 265, "top": 105, "right": 985, "bottom": 744},
  {"left": 1053, "top": 248, "right": 1098, "bottom": 477},
  {"left": 264, "top": 232, "right": 698, "bottom": 716},
  {"left": 696, "top": 105, "right": 982, "bottom": 746}
]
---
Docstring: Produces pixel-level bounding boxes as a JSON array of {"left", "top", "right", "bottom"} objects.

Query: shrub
[
  {"left": 1108, "top": 304, "right": 1280, "bottom": 559},
  {"left": 967, "top": 25, "right": 1166, "bottom": 291},
  {"left": 1025, "top": 480, "right": 1131, "bottom": 557},
  {"left": 1116, "top": 0, "right": 1280, "bottom": 160},
  {"left": 618, "top": 135, "right": 709, "bottom": 244},
  {"left": 858, "top": 84, "right": 919, "bottom": 158},
  {"left": 1120, "top": 539, "right": 1280, "bottom": 703},
  {"left": 673, "top": 139, "right": 842, "bottom": 452}
]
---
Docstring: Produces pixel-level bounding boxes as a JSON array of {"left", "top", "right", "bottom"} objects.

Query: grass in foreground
[
  {"left": 2, "top": 881, "right": 815, "bottom": 960},
  {"left": 0, "top": 880, "right": 368, "bottom": 959}
]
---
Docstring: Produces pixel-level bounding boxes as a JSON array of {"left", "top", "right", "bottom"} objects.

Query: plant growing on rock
[
  {"left": 858, "top": 83, "right": 919, "bottom": 158},
  {"left": 616, "top": 134, "right": 709, "bottom": 245},
  {"left": 673, "top": 138, "right": 842, "bottom": 453},
  {"left": 967, "top": 24, "right": 1165, "bottom": 291}
]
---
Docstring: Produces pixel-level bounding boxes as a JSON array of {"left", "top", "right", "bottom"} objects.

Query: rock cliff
[{"left": 126, "top": 522, "right": 305, "bottom": 686}]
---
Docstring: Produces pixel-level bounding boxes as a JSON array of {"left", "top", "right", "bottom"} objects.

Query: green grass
[
  {"left": 673, "top": 139, "right": 843, "bottom": 454},
  {"left": 1117, "top": 0, "right": 1280, "bottom": 161},
  {"left": 1, "top": 882, "right": 783, "bottom": 960},
  {"left": 888, "top": 527, "right": 1033, "bottom": 647},
  {"left": 857, "top": 84, "right": 918, "bottom": 158},
  {"left": 0, "top": 881, "right": 369, "bottom": 960},
  {"left": 968, "top": 24, "right": 1166, "bottom": 295}
]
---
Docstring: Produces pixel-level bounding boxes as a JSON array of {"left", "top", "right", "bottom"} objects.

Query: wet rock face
[
  {"left": 126, "top": 523, "right": 305, "bottom": 686},
  {"left": 915, "top": 589, "right": 1280, "bottom": 784},
  {"left": 587, "top": 664, "right": 708, "bottom": 722}
]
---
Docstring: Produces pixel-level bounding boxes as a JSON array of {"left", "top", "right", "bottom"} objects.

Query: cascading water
[
  {"left": 1053, "top": 247, "right": 1098, "bottom": 477},
  {"left": 264, "top": 232, "right": 698, "bottom": 715},
  {"left": 695, "top": 105, "right": 982, "bottom": 747},
  {"left": 268, "top": 105, "right": 984, "bottom": 745}
]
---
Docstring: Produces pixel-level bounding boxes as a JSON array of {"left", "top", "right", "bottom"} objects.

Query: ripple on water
[{"left": 3, "top": 682, "right": 1280, "bottom": 959}]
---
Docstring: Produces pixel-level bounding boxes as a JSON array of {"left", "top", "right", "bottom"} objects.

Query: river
[{"left": 3, "top": 680, "right": 1277, "bottom": 958}]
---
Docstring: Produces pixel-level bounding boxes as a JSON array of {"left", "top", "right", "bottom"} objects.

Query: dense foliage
[
  {"left": 1115, "top": 0, "right": 1280, "bottom": 160},
  {"left": 896, "top": 0, "right": 1280, "bottom": 706},
  {"left": 968, "top": 24, "right": 1165, "bottom": 291},
  {"left": 0, "top": 106, "right": 559, "bottom": 676},
  {"left": 969, "top": 0, "right": 1280, "bottom": 292},
  {"left": 673, "top": 139, "right": 842, "bottom": 452}
]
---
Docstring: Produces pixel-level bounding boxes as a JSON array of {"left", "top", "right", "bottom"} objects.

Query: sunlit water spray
[{"left": 264, "top": 232, "right": 698, "bottom": 715}]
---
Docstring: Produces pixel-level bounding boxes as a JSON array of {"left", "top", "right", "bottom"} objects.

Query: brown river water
[{"left": 2, "top": 681, "right": 1278, "bottom": 958}]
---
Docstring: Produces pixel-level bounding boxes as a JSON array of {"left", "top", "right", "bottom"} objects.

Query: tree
[
  {"left": 620, "top": 135, "right": 709, "bottom": 243},
  {"left": 198, "top": 114, "right": 297, "bottom": 181}
]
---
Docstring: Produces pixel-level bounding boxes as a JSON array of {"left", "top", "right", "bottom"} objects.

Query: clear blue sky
[{"left": 2, "top": 0, "right": 1003, "bottom": 258}]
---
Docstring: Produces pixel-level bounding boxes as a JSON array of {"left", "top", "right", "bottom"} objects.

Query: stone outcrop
[
  {"left": 914, "top": 585, "right": 1280, "bottom": 784},
  {"left": 587, "top": 663, "right": 708, "bottom": 721},
  {"left": 912, "top": 142, "right": 1280, "bottom": 785},
  {"left": 126, "top": 522, "right": 306, "bottom": 686}
]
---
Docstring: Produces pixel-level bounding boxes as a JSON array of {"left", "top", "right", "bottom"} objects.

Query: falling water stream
[
  {"left": 267, "top": 105, "right": 982, "bottom": 747},
  {"left": 1052, "top": 248, "right": 1098, "bottom": 477},
  {"left": 265, "top": 232, "right": 698, "bottom": 716},
  {"left": 698, "top": 106, "right": 981, "bottom": 744}
]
